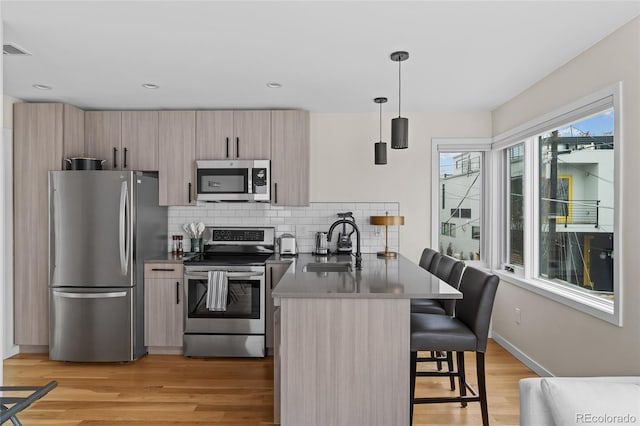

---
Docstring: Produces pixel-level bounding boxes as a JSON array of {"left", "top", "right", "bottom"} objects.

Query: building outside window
[
  {"left": 507, "top": 144, "right": 525, "bottom": 267},
  {"left": 538, "top": 110, "right": 614, "bottom": 296},
  {"left": 438, "top": 151, "right": 483, "bottom": 261}
]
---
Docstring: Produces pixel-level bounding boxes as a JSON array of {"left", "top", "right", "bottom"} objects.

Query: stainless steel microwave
[{"left": 196, "top": 160, "right": 270, "bottom": 202}]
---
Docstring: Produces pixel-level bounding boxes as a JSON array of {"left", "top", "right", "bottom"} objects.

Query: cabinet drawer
[{"left": 145, "top": 263, "right": 183, "bottom": 279}]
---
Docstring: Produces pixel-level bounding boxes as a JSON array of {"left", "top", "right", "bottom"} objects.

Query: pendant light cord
[
  {"left": 398, "top": 60, "right": 402, "bottom": 117},
  {"left": 379, "top": 102, "right": 382, "bottom": 141}
]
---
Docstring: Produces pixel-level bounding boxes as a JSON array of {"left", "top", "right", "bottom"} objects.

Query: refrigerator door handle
[
  {"left": 119, "top": 180, "right": 128, "bottom": 276},
  {"left": 53, "top": 290, "right": 127, "bottom": 299}
]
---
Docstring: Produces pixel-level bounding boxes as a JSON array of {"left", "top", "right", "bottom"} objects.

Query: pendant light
[
  {"left": 390, "top": 51, "right": 409, "bottom": 149},
  {"left": 374, "top": 97, "right": 388, "bottom": 165}
]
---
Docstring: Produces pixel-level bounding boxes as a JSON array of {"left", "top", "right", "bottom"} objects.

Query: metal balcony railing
[{"left": 542, "top": 199, "right": 600, "bottom": 228}]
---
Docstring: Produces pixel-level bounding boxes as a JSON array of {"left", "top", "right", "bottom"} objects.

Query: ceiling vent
[{"left": 3, "top": 43, "right": 31, "bottom": 56}]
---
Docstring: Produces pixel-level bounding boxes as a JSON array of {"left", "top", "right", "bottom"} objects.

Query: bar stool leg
[
  {"left": 446, "top": 352, "right": 455, "bottom": 390},
  {"left": 410, "top": 351, "right": 417, "bottom": 425},
  {"left": 456, "top": 351, "right": 467, "bottom": 407},
  {"left": 476, "top": 352, "right": 489, "bottom": 426}
]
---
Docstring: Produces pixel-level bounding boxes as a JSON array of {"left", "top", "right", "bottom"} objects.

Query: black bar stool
[{"left": 410, "top": 266, "right": 500, "bottom": 426}]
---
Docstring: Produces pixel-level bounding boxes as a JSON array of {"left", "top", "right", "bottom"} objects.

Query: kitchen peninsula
[{"left": 272, "top": 253, "right": 462, "bottom": 426}]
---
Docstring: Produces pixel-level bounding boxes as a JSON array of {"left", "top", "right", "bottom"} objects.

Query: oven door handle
[{"left": 185, "top": 271, "right": 265, "bottom": 279}]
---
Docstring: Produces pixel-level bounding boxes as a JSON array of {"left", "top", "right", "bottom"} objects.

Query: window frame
[
  {"left": 431, "top": 138, "right": 492, "bottom": 268},
  {"left": 492, "top": 82, "right": 623, "bottom": 326}
]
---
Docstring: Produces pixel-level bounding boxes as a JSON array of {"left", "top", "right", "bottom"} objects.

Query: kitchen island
[{"left": 272, "top": 253, "right": 462, "bottom": 426}]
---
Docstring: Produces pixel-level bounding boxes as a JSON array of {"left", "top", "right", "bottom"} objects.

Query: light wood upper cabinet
[
  {"left": 62, "top": 104, "right": 85, "bottom": 163},
  {"left": 196, "top": 111, "right": 234, "bottom": 160},
  {"left": 271, "top": 110, "right": 310, "bottom": 206},
  {"left": 86, "top": 111, "right": 159, "bottom": 171},
  {"left": 144, "top": 263, "right": 184, "bottom": 348},
  {"left": 85, "top": 111, "right": 122, "bottom": 169},
  {"left": 158, "top": 111, "right": 196, "bottom": 206},
  {"left": 195, "top": 110, "right": 270, "bottom": 160},
  {"left": 14, "top": 103, "right": 78, "bottom": 346},
  {"left": 121, "top": 111, "right": 159, "bottom": 170},
  {"left": 234, "top": 111, "right": 271, "bottom": 160}
]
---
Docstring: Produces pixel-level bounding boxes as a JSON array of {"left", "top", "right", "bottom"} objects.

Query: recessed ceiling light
[
  {"left": 266, "top": 82, "right": 282, "bottom": 88},
  {"left": 32, "top": 84, "right": 52, "bottom": 90},
  {"left": 142, "top": 83, "right": 159, "bottom": 89}
]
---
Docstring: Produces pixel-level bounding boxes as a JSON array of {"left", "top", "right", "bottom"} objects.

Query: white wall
[
  {"left": 491, "top": 17, "right": 640, "bottom": 375},
  {"left": 309, "top": 112, "right": 491, "bottom": 263},
  {"left": 0, "top": 8, "right": 4, "bottom": 383},
  {"left": 2, "top": 96, "right": 20, "bottom": 361}
]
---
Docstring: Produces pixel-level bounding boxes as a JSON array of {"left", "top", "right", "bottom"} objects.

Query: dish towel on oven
[{"left": 206, "top": 270, "right": 228, "bottom": 311}]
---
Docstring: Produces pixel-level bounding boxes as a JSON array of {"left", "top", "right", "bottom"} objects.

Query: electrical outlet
[{"left": 514, "top": 308, "right": 521, "bottom": 324}]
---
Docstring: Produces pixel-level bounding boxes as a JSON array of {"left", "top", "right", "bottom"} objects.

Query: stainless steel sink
[{"left": 304, "top": 262, "right": 352, "bottom": 272}]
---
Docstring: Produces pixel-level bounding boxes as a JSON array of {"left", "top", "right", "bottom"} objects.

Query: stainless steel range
[{"left": 183, "top": 226, "right": 274, "bottom": 357}]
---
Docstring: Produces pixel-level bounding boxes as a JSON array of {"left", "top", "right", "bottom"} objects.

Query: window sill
[{"left": 494, "top": 270, "right": 621, "bottom": 326}]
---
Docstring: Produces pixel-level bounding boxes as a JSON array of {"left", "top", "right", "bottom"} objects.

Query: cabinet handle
[
  {"left": 176, "top": 281, "right": 180, "bottom": 305},
  {"left": 151, "top": 268, "right": 175, "bottom": 271},
  {"left": 236, "top": 137, "right": 239, "bottom": 158},
  {"left": 274, "top": 183, "right": 278, "bottom": 204},
  {"left": 226, "top": 137, "right": 229, "bottom": 158},
  {"left": 123, "top": 147, "right": 128, "bottom": 169},
  {"left": 270, "top": 267, "right": 273, "bottom": 289},
  {"left": 188, "top": 182, "right": 192, "bottom": 204},
  {"left": 113, "top": 147, "right": 118, "bottom": 168}
]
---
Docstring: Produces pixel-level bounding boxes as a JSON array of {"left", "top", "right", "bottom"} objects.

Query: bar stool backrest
[
  {"left": 434, "top": 255, "right": 465, "bottom": 287},
  {"left": 428, "top": 253, "right": 442, "bottom": 275},
  {"left": 455, "top": 267, "right": 500, "bottom": 353},
  {"left": 418, "top": 248, "right": 439, "bottom": 271}
]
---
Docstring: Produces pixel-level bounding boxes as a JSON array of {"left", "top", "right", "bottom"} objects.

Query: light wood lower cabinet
[
  {"left": 266, "top": 262, "right": 291, "bottom": 351},
  {"left": 144, "top": 263, "right": 184, "bottom": 350},
  {"left": 274, "top": 305, "right": 282, "bottom": 424}
]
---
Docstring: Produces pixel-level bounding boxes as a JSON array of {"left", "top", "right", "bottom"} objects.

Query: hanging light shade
[
  {"left": 374, "top": 97, "right": 388, "bottom": 165},
  {"left": 390, "top": 51, "right": 409, "bottom": 149}
]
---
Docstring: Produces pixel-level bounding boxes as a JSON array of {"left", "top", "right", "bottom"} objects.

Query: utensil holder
[{"left": 190, "top": 238, "right": 202, "bottom": 253}]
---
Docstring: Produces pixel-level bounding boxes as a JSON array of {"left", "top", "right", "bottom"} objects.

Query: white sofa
[{"left": 519, "top": 376, "right": 640, "bottom": 426}]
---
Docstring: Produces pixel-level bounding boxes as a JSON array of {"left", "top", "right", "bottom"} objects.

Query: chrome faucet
[{"left": 327, "top": 219, "right": 362, "bottom": 270}]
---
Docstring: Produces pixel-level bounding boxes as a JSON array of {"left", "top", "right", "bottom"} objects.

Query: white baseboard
[
  {"left": 3, "top": 344, "right": 18, "bottom": 359},
  {"left": 491, "top": 331, "right": 554, "bottom": 377}
]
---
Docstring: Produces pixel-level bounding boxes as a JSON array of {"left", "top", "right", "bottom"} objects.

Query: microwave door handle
[{"left": 248, "top": 168, "right": 253, "bottom": 194}]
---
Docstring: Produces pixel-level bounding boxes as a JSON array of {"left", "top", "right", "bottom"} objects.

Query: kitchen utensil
[
  {"left": 314, "top": 232, "right": 329, "bottom": 255},
  {"left": 196, "top": 222, "right": 205, "bottom": 238},
  {"left": 183, "top": 224, "right": 193, "bottom": 238},
  {"left": 190, "top": 223, "right": 197, "bottom": 238},
  {"left": 65, "top": 157, "right": 106, "bottom": 170},
  {"left": 279, "top": 233, "right": 297, "bottom": 256}
]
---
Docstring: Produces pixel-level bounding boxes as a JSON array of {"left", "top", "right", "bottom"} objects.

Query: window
[
  {"left": 493, "top": 84, "right": 620, "bottom": 325},
  {"left": 472, "top": 226, "right": 480, "bottom": 240},
  {"left": 538, "top": 112, "right": 614, "bottom": 295},
  {"left": 432, "top": 139, "right": 491, "bottom": 265},
  {"left": 507, "top": 144, "right": 525, "bottom": 267}
]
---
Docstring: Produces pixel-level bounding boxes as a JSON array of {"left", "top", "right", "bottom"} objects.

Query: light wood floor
[{"left": 3, "top": 340, "right": 535, "bottom": 425}]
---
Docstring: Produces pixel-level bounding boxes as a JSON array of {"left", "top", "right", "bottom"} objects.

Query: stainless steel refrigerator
[{"left": 48, "top": 171, "right": 167, "bottom": 362}]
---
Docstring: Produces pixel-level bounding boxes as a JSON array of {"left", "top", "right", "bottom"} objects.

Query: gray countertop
[{"left": 272, "top": 253, "right": 462, "bottom": 300}]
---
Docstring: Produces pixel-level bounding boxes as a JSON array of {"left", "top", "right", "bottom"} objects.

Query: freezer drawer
[{"left": 49, "top": 287, "right": 133, "bottom": 362}]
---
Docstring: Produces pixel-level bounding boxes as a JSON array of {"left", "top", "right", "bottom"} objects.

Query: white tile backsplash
[{"left": 168, "top": 202, "right": 400, "bottom": 253}]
